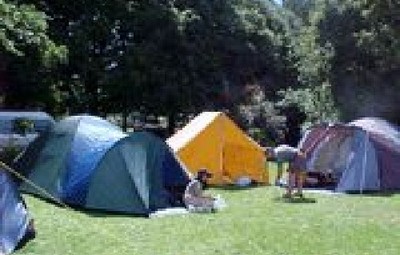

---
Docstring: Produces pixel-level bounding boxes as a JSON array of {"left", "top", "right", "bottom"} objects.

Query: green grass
[{"left": 17, "top": 186, "right": 400, "bottom": 255}]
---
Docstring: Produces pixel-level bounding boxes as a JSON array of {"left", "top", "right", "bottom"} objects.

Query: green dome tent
[{"left": 15, "top": 116, "right": 190, "bottom": 215}]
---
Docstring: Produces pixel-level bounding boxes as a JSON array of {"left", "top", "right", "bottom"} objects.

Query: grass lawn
[{"left": 17, "top": 185, "right": 400, "bottom": 255}]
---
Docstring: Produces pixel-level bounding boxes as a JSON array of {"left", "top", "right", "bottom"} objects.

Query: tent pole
[
  {"left": 303, "top": 126, "right": 331, "bottom": 155},
  {"left": 0, "top": 161, "right": 70, "bottom": 209},
  {"left": 360, "top": 131, "right": 369, "bottom": 194}
]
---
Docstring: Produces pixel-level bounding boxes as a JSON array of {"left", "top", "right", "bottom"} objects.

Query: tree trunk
[
  {"left": 167, "top": 111, "right": 177, "bottom": 136},
  {"left": 122, "top": 93, "right": 128, "bottom": 131}
]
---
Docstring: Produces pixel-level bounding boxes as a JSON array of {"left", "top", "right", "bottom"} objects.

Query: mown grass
[{"left": 17, "top": 183, "right": 400, "bottom": 255}]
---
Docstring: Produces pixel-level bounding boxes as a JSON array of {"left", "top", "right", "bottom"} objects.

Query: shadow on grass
[
  {"left": 23, "top": 192, "right": 146, "bottom": 218},
  {"left": 273, "top": 196, "right": 317, "bottom": 204},
  {"left": 211, "top": 183, "right": 270, "bottom": 192},
  {"left": 346, "top": 191, "right": 398, "bottom": 197},
  {"left": 22, "top": 192, "right": 66, "bottom": 209},
  {"left": 303, "top": 187, "right": 399, "bottom": 197},
  {"left": 15, "top": 225, "right": 36, "bottom": 252},
  {"left": 82, "top": 208, "right": 146, "bottom": 218}
]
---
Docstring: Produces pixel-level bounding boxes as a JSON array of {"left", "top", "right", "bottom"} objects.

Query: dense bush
[
  {"left": 0, "top": 142, "right": 22, "bottom": 165},
  {"left": 13, "top": 118, "right": 35, "bottom": 135}
]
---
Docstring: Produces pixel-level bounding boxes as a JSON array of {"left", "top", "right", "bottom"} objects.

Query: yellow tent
[{"left": 167, "top": 112, "right": 268, "bottom": 185}]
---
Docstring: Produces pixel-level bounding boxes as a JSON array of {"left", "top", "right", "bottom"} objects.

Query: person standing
[
  {"left": 273, "top": 130, "right": 287, "bottom": 185},
  {"left": 268, "top": 145, "right": 307, "bottom": 198}
]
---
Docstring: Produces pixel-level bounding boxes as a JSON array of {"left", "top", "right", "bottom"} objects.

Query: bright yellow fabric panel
[
  {"left": 220, "top": 114, "right": 268, "bottom": 184},
  {"left": 176, "top": 112, "right": 268, "bottom": 185},
  {"left": 177, "top": 117, "right": 224, "bottom": 184},
  {"left": 223, "top": 143, "right": 268, "bottom": 183}
]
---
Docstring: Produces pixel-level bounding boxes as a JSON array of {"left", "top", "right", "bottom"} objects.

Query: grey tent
[
  {"left": 299, "top": 117, "right": 400, "bottom": 192},
  {"left": 0, "top": 111, "right": 55, "bottom": 150},
  {"left": 0, "top": 111, "right": 54, "bottom": 134},
  {"left": 15, "top": 115, "right": 190, "bottom": 215}
]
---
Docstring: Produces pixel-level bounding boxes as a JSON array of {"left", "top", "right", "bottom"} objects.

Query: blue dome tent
[{"left": 15, "top": 116, "right": 190, "bottom": 215}]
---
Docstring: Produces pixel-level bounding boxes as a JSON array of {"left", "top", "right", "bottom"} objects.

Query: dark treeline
[{"left": 1, "top": 0, "right": 399, "bottom": 143}]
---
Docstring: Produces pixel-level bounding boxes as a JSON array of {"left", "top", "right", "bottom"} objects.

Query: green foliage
[
  {"left": 13, "top": 117, "right": 34, "bottom": 135},
  {"left": 0, "top": 0, "right": 66, "bottom": 113},
  {"left": 0, "top": 0, "right": 66, "bottom": 64},
  {"left": 278, "top": 82, "right": 339, "bottom": 129},
  {"left": 283, "top": 0, "right": 315, "bottom": 22},
  {"left": 285, "top": 0, "right": 400, "bottom": 124},
  {"left": 293, "top": 10, "right": 334, "bottom": 87},
  {"left": 15, "top": 0, "right": 295, "bottom": 126},
  {"left": 5, "top": 0, "right": 399, "bottom": 128},
  {"left": 0, "top": 141, "right": 22, "bottom": 164},
  {"left": 316, "top": 0, "right": 400, "bottom": 77},
  {"left": 238, "top": 84, "right": 286, "bottom": 144}
]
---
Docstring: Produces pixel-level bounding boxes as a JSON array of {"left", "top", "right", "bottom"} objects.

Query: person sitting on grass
[{"left": 183, "top": 168, "right": 215, "bottom": 212}]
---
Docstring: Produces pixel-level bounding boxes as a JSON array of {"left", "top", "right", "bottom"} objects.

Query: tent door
[{"left": 223, "top": 143, "right": 253, "bottom": 183}]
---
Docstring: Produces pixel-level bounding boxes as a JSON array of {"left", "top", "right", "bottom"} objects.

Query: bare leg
[
  {"left": 284, "top": 170, "right": 295, "bottom": 197},
  {"left": 295, "top": 171, "right": 304, "bottom": 197}
]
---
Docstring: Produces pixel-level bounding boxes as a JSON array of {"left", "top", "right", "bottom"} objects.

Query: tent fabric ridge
[
  {"left": 82, "top": 133, "right": 129, "bottom": 194},
  {"left": 59, "top": 118, "right": 81, "bottom": 198},
  {"left": 120, "top": 141, "right": 149, "bottom": 212},
  {"left": 167, "top": 112, "right": 220, "bottom": 151}
]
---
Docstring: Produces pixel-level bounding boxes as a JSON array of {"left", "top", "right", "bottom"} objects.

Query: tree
[
  {"left": 109, "top": 0, "right": 297, "bottom": 132},
  {"left": 317, "top": 0, "right": 400, "bottom": 123},
  {"left": 13, "top": 0, "right": 302, "bottom": 134},
  {"left": 0, "top": 0, "right": 66, "bottom": 112},
  {"left": 0, "top": 0, "right": 65, "bottom": 62}
]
